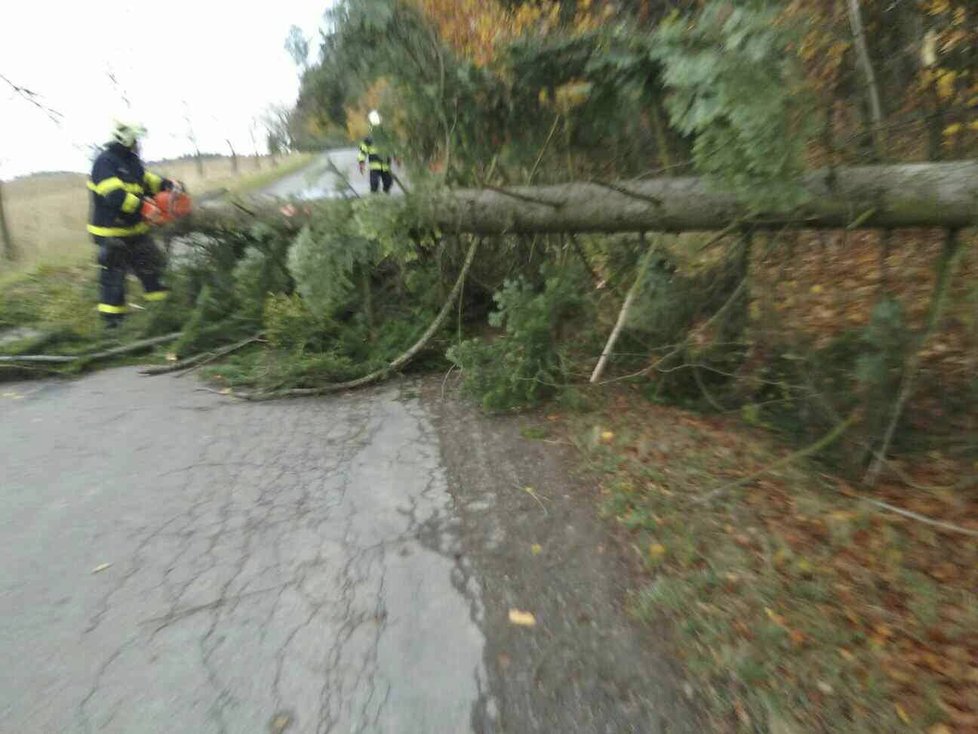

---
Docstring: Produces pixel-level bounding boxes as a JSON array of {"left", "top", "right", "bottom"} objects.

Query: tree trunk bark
[
  {"left": 428, "top": 161, "right": 978, "bottom": 234},
  {"left": 182, "top": 161, "right": 978, "bottom": 235},
  {"left": 226, "top": 140, "right": 238, "bottom": 174},
  {"left": 0, "top": 179, "right": 15, "bottom": 261}
]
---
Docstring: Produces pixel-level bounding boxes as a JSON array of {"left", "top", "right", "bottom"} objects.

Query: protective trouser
[
  {"left": 95, "top": 235, "right": 169, "bottom": 324},
  {"left": 369, "top": 169, "right": 393, "bottom": 194}
]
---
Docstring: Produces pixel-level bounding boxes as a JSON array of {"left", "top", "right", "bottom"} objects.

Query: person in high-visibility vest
[
  {"left": 87, "top": 120, "right": 174, "bottom": 328},
  {"left": 357, "top": 110, "right": 398, "bottom": 194}
]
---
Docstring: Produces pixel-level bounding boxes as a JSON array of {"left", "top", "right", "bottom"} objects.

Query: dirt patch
[{"left": 423, "top": 377, "right": 702, "bottom": 733}]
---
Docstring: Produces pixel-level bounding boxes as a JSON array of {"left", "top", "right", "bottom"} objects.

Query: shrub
[{"left": 448, "top": 262, "right": 594, "bottom": 410}]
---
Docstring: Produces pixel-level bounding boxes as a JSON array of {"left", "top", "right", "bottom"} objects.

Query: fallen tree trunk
[
  {"left": 183, "top": 160, "right": 978, "bottom": 235},
  {"left": 431, "top": 160, "right": 978, "bottom": 233}
]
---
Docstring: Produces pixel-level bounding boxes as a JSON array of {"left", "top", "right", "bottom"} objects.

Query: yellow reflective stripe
[
  {"left": 144, "top": 171, "right": 163, "bottom": 194},
  {"left": 120, "top": 192, "right": 141, "bottom": 214},
  {"left": 87, "top": 223, "right": 151, "bottom": 237},
  {"left": 97, "top": 303, "right": 128, "bottom": 314},
  {"left": 369, "top": 161, "right": 388, "bottom": 171},
  {"left": 143, "top": 290, "right": 169, "bottom": 302},
  {"left": 87, "top": 177, "right": 144, "bottom": 196}
]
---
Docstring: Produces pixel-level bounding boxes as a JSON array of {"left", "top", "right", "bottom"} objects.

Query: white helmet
[
  {"left": 111, "top": 119, "right": 147, "bottom": 148},
  {"left": 368, "top": 110, "right": 382, "bottom": 127}
]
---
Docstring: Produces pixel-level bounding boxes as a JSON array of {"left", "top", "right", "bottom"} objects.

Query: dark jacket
[{"left": 87, "top": 142, "right": 171, "bottom": 238}]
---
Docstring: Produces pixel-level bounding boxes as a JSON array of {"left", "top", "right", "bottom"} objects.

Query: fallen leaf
[
  {"left": 837, "top": 481, "right": 859, "bottom": 497},
  {"left": 2, "top": 392, "right": 23, "bottom": 399},
  {"left": 531, "top": 544, "right": 542, "bottom": 556},
  {"left": 648, "top": 543, "right": 667, "bottom": 559},
  {"left": 927, "top": 725, "right": 952, "bottom": 734},
  {"left": 895, "top": 704, "right": 911, "bottom": 725},
  {"left": 91, "top": 563, "right": 112, "bottom": 574},
  {"left": 270, "top": 713, "right": 292, "bottom": 733},
  {"left": 165, "top": 352, "right": 178, "bottom": 362},
  {"left": 508, "top": 609, "right": 536, "bottom": 627},
  {"left": 734, "top": 700, "right": 751, "bottom": 726},
  {"left": 816, "top": 680, "right": 834, "bottom": 695},
  {"left": 219, "top": 388, "right": 232, "bottom": 395},
  {"left": 883, "top": 664, "right": 915, "bottom": 684},
  {"left": 795, "top": 558, "right": 814, "bottom": 576},
  {"left": 600, "top": 430, "right": 615, "bottom": 442},
  {"left": 928, "top": 562, "right": 959, "bottom": 581},
  {"left": 766, "top": 607, "right": 787, "bottom": 627},
  {"left": 839, "top": 648, "right": 856, "bottom": 662}
]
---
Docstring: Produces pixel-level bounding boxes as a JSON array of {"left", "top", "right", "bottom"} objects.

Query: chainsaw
[{"left": 140, "top": 182, "right": 193, "bottom": 226}]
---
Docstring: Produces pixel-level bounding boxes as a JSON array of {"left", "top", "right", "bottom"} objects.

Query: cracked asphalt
[
  {"left": 0, "top": 154, "right": 698, "bottom": 733},
  {"left": 0, "top": 369, "right": 700, "bottom": 733},
  {"left": 0, "top": 370, "right": 487, "bottom": 733}
]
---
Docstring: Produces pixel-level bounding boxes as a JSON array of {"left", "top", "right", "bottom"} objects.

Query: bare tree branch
[{"left": 1, "top": 73, "right": 63, "bottom": 125}]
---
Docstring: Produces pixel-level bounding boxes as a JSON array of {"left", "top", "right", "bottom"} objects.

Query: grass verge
[{"left": 566, "top": 387, "right": 977, "bottom": 733}]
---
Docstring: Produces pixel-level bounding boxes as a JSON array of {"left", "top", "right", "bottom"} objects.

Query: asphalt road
[
  {"left": 0, "top": 372, "right": 486, "bottom": 733},
  {"left": 0, "top": 154, "right": 696, "bottom": 733},
  {"left": 1, "top": 157, "right": 474, "bottom": 734}
]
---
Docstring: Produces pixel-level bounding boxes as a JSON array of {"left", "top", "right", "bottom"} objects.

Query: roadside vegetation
[{"left": 2, "top": 1, "right": 976, "bottom": 731}]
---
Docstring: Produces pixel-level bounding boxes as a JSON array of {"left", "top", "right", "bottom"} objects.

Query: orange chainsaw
[{"left": 141, "top": 183, "right": 192, "bottom": 226}]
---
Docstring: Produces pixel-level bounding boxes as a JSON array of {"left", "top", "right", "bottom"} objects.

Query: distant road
[{"left": 261, "top": 148, "right": 406, "bottom": 201}]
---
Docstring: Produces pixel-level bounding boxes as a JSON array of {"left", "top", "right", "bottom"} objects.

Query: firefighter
[
  {"left": 357, "top": 110, "right": 397, "bottom": 194},
  {"left": 87, "top": 120, "right": 174, "bottom": 328}
]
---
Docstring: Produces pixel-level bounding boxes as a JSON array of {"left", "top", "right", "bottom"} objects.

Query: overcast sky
[{"left": 0, "top": 0, "right": 331, "bottom": 178}]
